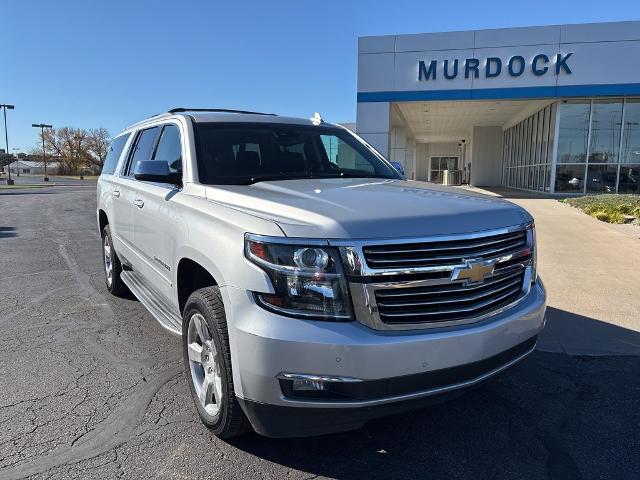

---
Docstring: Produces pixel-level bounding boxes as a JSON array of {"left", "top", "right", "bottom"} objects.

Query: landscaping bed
[{"left": 561, "top": 194, "right": 640, "bottom": 224}]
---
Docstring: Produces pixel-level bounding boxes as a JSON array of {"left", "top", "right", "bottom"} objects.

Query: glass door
[{"left": 429, "top": 156, "right": 459, "bottom": 183}]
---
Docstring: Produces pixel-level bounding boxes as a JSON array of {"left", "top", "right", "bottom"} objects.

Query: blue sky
[{"left": 1, "top": 0, "right": 639, "bottom": 151}]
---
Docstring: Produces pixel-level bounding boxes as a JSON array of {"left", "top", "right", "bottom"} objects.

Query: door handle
[
  {"left": 112, "top": 190, "right": 120, "bottom": 198},
  {"left": 133, "top": 199, "right": 144, "bottom": 209}
]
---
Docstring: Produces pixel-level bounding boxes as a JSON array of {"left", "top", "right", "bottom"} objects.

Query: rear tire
[
  {"left": 182, "top": 287, "right": 251, "bottom": 438},
  {"left": 101, "top": 225, "right": 128, "bottom": 297}
]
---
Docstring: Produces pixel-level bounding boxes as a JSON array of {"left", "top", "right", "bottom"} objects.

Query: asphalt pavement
[{"left": 0, "top": 185, "right": 638, "bottom": 480}]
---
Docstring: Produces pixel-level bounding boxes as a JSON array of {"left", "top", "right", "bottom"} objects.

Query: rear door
[
  {"left": 131, "top": 123, "right": 185, "bottom": 305},
  {"left": 114, "top": 126, "right": 160, "bottom": 265},
  {"left": 99, "top": 133, "right": 132, "bottom": 255}
]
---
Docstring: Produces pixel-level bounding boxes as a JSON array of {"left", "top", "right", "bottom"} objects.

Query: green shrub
[
  {"left": 561, "top": 194, "right": 640, "bottom": 224},
  {"left": 592, "top": 211, "right": 611, "bottom": 222}
]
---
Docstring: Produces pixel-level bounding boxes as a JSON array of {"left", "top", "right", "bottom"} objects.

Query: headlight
[{"left": 245, "top": 234, "right": 353, "bottom": 321}]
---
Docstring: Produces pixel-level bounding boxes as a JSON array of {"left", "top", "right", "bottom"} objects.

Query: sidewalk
[{"left": 462, "top": 186, "right": 640, "bottom": 356}]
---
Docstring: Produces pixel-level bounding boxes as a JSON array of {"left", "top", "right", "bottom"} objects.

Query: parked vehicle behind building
[{"left": 97, "top": 108, "right": 546, "bottom": 438}]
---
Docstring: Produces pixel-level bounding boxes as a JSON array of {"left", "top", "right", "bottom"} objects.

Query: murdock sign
[{"left": 418, "top": 53, "right": 573, "bottom": 81}]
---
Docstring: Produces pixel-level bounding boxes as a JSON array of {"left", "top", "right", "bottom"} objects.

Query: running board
[{"left": 120, "top": 270, "right": 182, "bottom": 336}]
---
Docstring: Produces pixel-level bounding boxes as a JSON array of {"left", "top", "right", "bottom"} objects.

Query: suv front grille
[
  {"left": 362, "top": 230, "right": 527, "bottom": 270},
  {"left": 375, "top": 268, "right": 525, "bottom": 325}
]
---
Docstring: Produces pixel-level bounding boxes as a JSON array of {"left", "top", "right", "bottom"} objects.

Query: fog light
[
  {"left": 292, "top": 378, "right": 326, "bottom": 391},
  {"left": 278, "top": 373, "right": 363, "bottom": 400}
]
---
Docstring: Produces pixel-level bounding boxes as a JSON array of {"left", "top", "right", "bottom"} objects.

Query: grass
[
  {"left": 53, "top": 175, "right": 99, "bottom": 180},
  {"left": 561, "top": 194, "right": 640, "bottom": 224},
  {"left": 0, "top": 183, "right": 48, "bottom": 190}
]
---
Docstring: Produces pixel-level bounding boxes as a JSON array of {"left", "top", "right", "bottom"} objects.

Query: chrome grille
[
  {"left": 338, "top": 224, "right": 535, "bottom": 331},
  {"left": 375, "top": 268, "right": 525, "bottom": 325},
  {"left": 362, "top": 230, "right": 527, "bottom": 269}
]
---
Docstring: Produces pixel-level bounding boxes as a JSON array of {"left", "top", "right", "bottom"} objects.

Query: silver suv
[{"left": 97, "top": 108, "right": 546, "bottom": 438}]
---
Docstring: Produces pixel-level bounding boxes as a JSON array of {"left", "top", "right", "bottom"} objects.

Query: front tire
[
  {"left": 101, "top": 225, "right": 128, "bottom": 297},
  {"left": 182, "top": 287, "right": 251, "bottom": 438}
]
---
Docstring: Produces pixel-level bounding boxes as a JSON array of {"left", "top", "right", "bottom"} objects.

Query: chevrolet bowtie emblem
[{"left": 451, "top": 259, "right": 496, "bottom": 284}]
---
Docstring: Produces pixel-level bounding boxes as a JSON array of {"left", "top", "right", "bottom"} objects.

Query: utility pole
[
  {"left": 1, "top": 104, "right": 15, "bottom": 185},
  {"left": 32, "top": 123, "right": 53, "bottom": 181}
]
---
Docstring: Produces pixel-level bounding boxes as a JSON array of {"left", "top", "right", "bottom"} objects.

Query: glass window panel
[
  {"left": 522, "top": 117, "right": 531, "bottom": 165},
  {"left": 537, "top": 110, "right": 544, "bottom": 164},
  {"left": 102, "top": 133, "right": 131, "bottom": 175},
  {"left": 555, "top": 164, "right": 585, "bottom": 192},
  {"left": 519, "top": 122, "right": 524, "bottom": 167},
  {"left": 531, "top": 113, "right": 539, "bottom": 165},
  {"left": 537, "top": 165, "right": 544, "bottom": 191},
  {"left": 618, "top": 164, "right": 640, "bottom": 193},
  {"left": 518, "top": 121, "right": 524, "bottom": 167},
  {"left": 154, "top": 125, "right": 182, "bottom": 174},
  {"left": 585, "top": 164, "right": 618, "bottom": 193},
  {"left": 532, "top": 166, "right": 538, "bottom": 190},
  {"left": 557, "top": 101, "right": 590, "bottom": 163},
  {"left": 514, "top": 126, "right": 520, "bottom": 167},
  {"left": 621, "top": 99, "right": 640, "bottom": 164},
  {"left": 548, "top": 103, "right": 557, "bottom": 165},
  {"left": 125, "top": 126, "right": 160, "bottom": 176},
  {"left": 512, "top": 126, "right": 517, "bottom": 168},
  {"left": 132, "top": 127, "right": 159, "bottom": 163},
  {"left": 444, "top": 157, "right": 458, "bottom": 170},
  {"left": 528, "top": 166, "right": 535, "bottom": 189},
  {"left": 588, "top": 99, "right": 623, "bottom": 163},
  {"left": 545, "top": 164, "right": 551, "bottom": 192},
  {"left": 541, "top": 106, "right": 549, "bottom": 164}
]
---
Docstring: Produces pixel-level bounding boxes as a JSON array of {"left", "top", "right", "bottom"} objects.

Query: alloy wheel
[
  {"left": 103, "top": 234, "right": 113, "bottom": 287},
  {"left": 187, "top": 313, "right": 223, "bottom": 417}
]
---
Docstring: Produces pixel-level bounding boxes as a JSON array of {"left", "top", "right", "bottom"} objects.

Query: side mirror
[{"left": 134, "top": 161, "right": 181, "bottom": 185}]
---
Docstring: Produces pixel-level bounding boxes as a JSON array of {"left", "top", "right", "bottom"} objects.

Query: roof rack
[{"left": 168, "top": 108, "right": 277, "bottom": 116}]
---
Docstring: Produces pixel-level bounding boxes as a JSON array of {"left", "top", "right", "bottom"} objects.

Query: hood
[{"left": 204, "top": 178, "right": 532, "bottom": 239}]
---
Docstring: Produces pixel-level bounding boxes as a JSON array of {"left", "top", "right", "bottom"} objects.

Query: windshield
[{"left": 193, "top": 122, "right": 402, "bottom": 185}]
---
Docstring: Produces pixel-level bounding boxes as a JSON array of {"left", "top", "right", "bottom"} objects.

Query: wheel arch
[
  {"left": 176, "top": 256, "right": 220, "bottom": 315},
  {"left": 98, "top": 209, "right": 109, "bottom": 233}
]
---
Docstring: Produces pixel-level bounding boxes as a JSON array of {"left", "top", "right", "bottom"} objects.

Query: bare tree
[
  {"left": 32, "top": 126, "right": 111, "bottom": 174},
  {"left": 86, "top": 128, "right": 111, "bottom": 169}
]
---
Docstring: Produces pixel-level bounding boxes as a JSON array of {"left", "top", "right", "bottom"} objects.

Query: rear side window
[
  {"left": 124, "top": 126, "right": 160, "bottom": 176},
  {"left": 102, "top": 133, "right": 130, "bottom": 175},
  {"left": 153, "top": 124, "right": 182, "bottom": 174}
]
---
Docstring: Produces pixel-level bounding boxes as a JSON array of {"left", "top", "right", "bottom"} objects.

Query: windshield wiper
[
  {"left": 240, "top": 174, "right": 315, "bottom": 185},
  {"left": 219, "top": 172, "right": 388, "bottom": 185}
]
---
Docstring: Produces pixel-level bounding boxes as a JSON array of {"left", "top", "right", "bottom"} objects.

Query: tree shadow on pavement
[{"left": 228, "top": 310, "right": 640, "bottom": 480}]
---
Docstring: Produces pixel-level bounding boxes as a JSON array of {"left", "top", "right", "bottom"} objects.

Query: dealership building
[{"left": 356, "top": 21, "right": 640, "bottom": 194}]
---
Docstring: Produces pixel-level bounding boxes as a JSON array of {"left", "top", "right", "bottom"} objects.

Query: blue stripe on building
[{"left": 357, "top": 83, "right": 640, "bottom": 103}]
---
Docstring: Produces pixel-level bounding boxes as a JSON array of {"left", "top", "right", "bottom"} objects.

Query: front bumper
[{"left": 221, "top": 280, "right": 546, "bottom": 437}]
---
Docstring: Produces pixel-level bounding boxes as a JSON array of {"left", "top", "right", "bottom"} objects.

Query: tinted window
[
  {"left": 126, "top": 127, "right": 160, "bottom": 175},
  {"left": 194, "top": 123, "right": 400, "bottom": 185},
  {"left": 556, "top": 101, "right": 590, "bottom": 164},
  {"left": 102, "top": 133, "right": 130, "bottom": 175},
  {"left": 153, "top": 125, "right": 182, "bottom": 174}
]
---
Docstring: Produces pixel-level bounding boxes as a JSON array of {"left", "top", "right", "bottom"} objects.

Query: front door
[{"left": 132, "top": 123, "right": 184, "bottom": 306}]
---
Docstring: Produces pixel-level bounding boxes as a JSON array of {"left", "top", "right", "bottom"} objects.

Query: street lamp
[
  {"left": 12, "top": 148, "right": 20, "bottom": 176},
  {"left": 32, "top": 123, "right": 53, "bottom": 181},
  {"left": 1, "top": 104, "right": 15, "bottom": 185}
]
